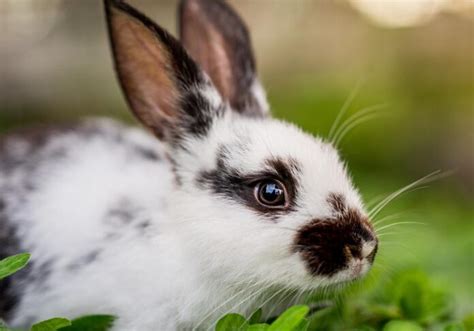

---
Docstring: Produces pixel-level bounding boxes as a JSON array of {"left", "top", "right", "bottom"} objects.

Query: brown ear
[
  {"left": 179, "top": 0, "right": 269, "bottom": 117},
  {"left": 104, "top": 0, "right": 223, "bottom": 143}
]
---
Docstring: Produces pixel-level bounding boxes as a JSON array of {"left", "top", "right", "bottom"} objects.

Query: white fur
[
  {"left": 250, "top": 79, "right": 270, "bottom": 115},
  {"left": 2, "top": 109, "right": 372, "bottom": 330}
]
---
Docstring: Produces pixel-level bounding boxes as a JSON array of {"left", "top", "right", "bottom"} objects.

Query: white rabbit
[{"left": 0, "top": 0, "right": 378, "bottom": 330}]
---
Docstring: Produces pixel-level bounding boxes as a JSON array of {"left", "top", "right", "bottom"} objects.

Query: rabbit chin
[
  {"left": 320, "top": 260, "right": 373, "bottom": 286},
  {"left": 276, "top": 259, "right": 373, "bottom": 291}
]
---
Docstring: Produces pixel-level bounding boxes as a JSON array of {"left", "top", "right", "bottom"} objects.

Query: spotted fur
[{"left": 1, "top": 0, "right": 378, "bottom": 330}]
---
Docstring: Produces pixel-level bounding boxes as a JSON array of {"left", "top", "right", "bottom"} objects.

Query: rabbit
[{"left": 0, "top": 0, "right": 379, "bottom": 330}]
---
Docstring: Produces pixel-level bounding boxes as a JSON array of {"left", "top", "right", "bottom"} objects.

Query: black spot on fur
[
  {"left": 294, "top": 197, "right": 377, "bottom": 277},
  {"left": 104, "top": 198, "right": 154, "bottom": 238},
  {"left": 25, "top": 260, "right": 52, "bottom": 293},
  {"left": 327, "top": 193, "right": 347, "bottom": 214},
  {"left": 105, "top": 200, "right": 139, "bottom": 226},
  {"left": 167, "top": 154, "right": 183, "bottom": 186},
  {"left": 178, "top": 90, "right": 224, "bottom": 139},
  {"left": 0, "top": 123, "right": 76, "bottom": 175},
  {"left": 197, "top": 146, "right": 301, "bottom": 217},
  {"left": 137, "top": 220, "right": 151, "bottom": 230},
  {"left": 67, "top": 250, "right": 101, "bottom": 271},
  {"left": 133, "top": 146, "right": 160, "bottom": 161}
]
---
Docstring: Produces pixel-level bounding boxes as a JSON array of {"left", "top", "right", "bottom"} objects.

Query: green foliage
[
  {"left": 30, "top": 318, "right": 71, "bottom": 331},
  {"left": 1, "top": 320, "right": 10, "bottom": 331},
  {"left": 248, "top": 309, "right": 263, "bottom": 325},
  {"left": 462, "top": 313, "right": 474, "bottom": 331},
  {"left": 382, "top": 320, "right": 423, "bottom": 331},
  {"left": 215, "top": 306, "right": 309, "bottom": 331},
  {"left": 216, "top": 314, "right": 249, "bottom": 331},
  {"left": 59, "top": 315, "right": 115, "bottom": 331},
  {"left": 443, "top": 323, "right": 465, "bottom": 331},
  {"left": 6, "top": 315, "right": 117, "bottom": 331},
  {"left": 24, "top": 315, "right": 116, "bottom": 331},
  {"left": 0, "top": 254, "right": 30, "bottom": 280},
  {"left": 215, "top": 268, "right": 471, "bottom": 331},
  {"left": 268, "top": 306, "right": 309, "bottom": 331}
]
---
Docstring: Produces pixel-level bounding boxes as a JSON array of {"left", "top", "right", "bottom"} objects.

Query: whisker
[
  {"left": 368, "top": 170, "right": 449, "bottom": 219},
  {"left": 375, "top": 221, "right": 425, "bottom": 233},
  {"left": 333, "top": 113, "right": 383, "bottom": 147},
  {"left": 259, "top": 287, "right": 290, "bottom": 321},
  {"left": 376, "top": 231, "right": 400, "bottom": 237},
  {"left": 264, "top": 288, "right": 296, "bottom": 321},
  {"left": 328, "top": 78, "right": 364, "bottom": 140},
  {"left": 372, "top": 212, "right": 405, "bottom": 226},
  {"left": 196, "top": 280, "right": 263, "bottom": 331},
  {"left": 332, "top": 104, "right": 388, "bottom": 147}
]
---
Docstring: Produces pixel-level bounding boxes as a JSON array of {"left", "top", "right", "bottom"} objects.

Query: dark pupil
[{"left": 261, "top": 182, "right": 284, "bottom": 204}]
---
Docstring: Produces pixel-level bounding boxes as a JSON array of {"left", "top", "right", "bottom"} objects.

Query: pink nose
[{"left": 361, "top": 241, "right": 378, "bottom": 259}]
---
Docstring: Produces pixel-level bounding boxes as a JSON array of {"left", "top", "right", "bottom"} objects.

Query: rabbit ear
[
  {"left": 104, "top": 0, "right": 224, "bottom": 143},
  {"left": 179, "top": 0, "right": 269, "bottom": 117}
]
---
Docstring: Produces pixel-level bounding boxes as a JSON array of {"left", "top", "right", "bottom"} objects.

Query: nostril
[
  {"left": 344, "top": 244, "right": 360, "bottom": 258},
  {"left": 361, "top": 241, "right": 378, "bottom": 259},
  {"left": 349, "top": 245, "right": 359, "bottom": 257}
]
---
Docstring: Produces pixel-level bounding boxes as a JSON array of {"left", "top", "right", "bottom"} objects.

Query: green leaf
[
  {"left": 463, "top": 313, "right": 474, "bottom": 331},
  {"left": 293, "top": 318, "right": 309, "bottom": 331},
  {"left": 398, "top": 278, "right": 424, "bottom": 319},
  {"left": 443, "top": 322, "right": 465, "bottom": 331},
  {"left": 60, "top": 315, "right": 115, "bottom": 331},
  {"left": 382, "top": 320, "right": 424, "bottom": 331},
  {"left": 0, "top": 253, "right": 30, "bottom": 280},
  {"left": 357, "top": 326, "right": 377, "bottom": 331},
  {"left": 247, "top": 324, "right": 270, "bottom": 331},
  {"left": 268, "top": 305, "right": 309, "bottom": 331},
  {"left": 215, "top": 313, "right": 249, "bottom": 331},
  {"left": 0, "top": 319, "right": 11, "bottom": 331},
  {"left": 31, "top": 318, "right": 71, "bottom": 331},
  {"left": 248, "top": 308, "right": 263, "bottom": 324}
]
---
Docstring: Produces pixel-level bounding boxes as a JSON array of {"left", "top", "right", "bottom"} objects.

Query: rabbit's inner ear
[
  {"left": 179, "top": 0, "right": 269, "bottom": 117},
  {"left": 105, "top": 0, "right": 223, "bottom": 143}
]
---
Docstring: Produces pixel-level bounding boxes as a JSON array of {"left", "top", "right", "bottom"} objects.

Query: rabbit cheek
[{"left": 293, "top": 195, "right": 378, "bottom": 280}]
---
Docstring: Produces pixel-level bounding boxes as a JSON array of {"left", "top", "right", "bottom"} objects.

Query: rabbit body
[
  {"left": 0, "top": 0, "right": 379, "bottom": 330},
  {"left": 0, "top": 119, "right": 315, "bottom": 330}
]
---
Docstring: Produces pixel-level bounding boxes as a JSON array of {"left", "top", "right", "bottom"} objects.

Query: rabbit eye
[{"left": 255, "top": 180, "right": 288, "bottom": 208}]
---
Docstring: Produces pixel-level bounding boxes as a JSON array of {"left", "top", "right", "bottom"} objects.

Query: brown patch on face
[
  {"left": 327, "top": 193, "right": 347, "bottom": 214},
  {"left": 293, "top": 194, "right": 378, "bottom": 277}
]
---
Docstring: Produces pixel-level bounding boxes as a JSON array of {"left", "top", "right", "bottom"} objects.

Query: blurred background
[{"left": 1, "top": 0, "right": 472, "bottom": 324}]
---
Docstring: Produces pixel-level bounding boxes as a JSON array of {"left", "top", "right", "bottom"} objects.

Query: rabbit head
[{"left": 105, "top": 0, "right": 378, "bottom": 290}]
